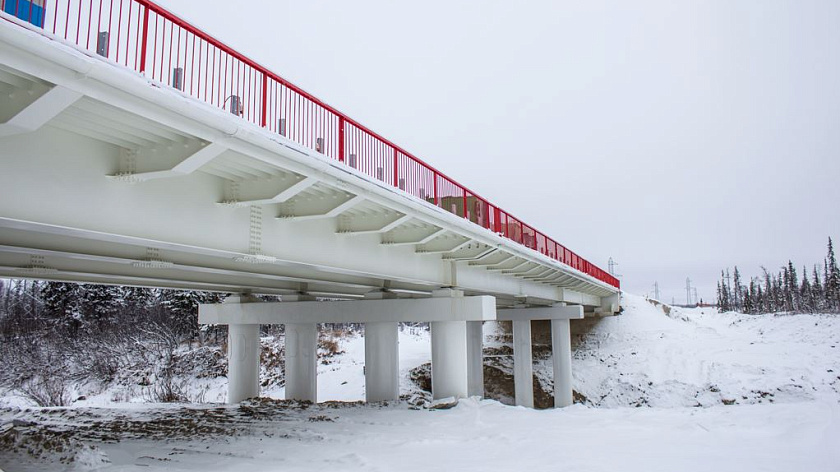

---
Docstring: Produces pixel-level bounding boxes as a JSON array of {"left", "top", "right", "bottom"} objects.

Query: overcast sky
[{"left": 156, "top": 0, "right": 840, "bottom": 304}]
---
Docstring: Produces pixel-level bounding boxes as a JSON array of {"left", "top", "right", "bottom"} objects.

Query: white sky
[{"left": 156, "top": 0, "right": 840, "bottom": 304}]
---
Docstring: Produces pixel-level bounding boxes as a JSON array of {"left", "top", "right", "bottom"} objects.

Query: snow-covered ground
[
  {"left": 570, "top": 294, "right": 840, "bottom": 407},
  {"left": 1, "top": 294, "right": 839, "bottom": 471}
]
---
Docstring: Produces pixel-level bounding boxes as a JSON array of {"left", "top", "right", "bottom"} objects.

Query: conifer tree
[
  {"left": 79, "top": 284, "right": 122, "bottom": 324},
  {"left": 717, "top": 271, "right": 732, "bottom": 312},
  {"left": 812, "top": 266, "right": 824, "bottom": 311},
  {"left": 827, "top": 237, "right": 840, "bottom": 309},
  {"left": 800, "top": 267, "right": 813, "bottom": 313},
  {"left": 732, "top": 267, "right": 743, "bottom": 311},
  {"left": 743, "top": 278, "right": 755, "bottom": 313},
  {"left": 762, "top": 269, "right": 773, "bottom": 313},
  {"left": 41, "top": 282, "right": 80, "bottom": 319}
]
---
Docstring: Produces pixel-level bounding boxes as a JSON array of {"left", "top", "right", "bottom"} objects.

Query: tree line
[
  {"left": 0, "top": 281, "right": 239, "bottom": 405},
  {"left": 716, "top": 238, "right": 840, "bottom": 314},
  {"left": 0, "top": 279, "right": 228, "bottom": 342}
]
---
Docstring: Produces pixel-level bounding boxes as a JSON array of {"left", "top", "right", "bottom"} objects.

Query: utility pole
[
  {"left": 685, "top": 278, "right": 692, "bottom": 306},
  {"left": 608, "top": 257, "right": 618, "bottom": 276},
  {"left": 653, "top": 281, "right": 661, "bottom": 301},
  {"left": 693, "top": 287, "right": 699, "bottom": 307}
]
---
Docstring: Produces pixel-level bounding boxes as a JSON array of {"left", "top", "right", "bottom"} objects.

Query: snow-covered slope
[{"left": 572, "top": 293, "right": 840, "bottom": 408}]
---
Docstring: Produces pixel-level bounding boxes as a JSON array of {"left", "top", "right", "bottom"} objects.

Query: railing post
[
  {"left": 260, "top": 73, "right": 268, "bottom": 128},
  {"left": 393, "top": 148, "right": 398, "bottom": 187},
  {"left": 462, "top": 191, "right": 467, "bottom": 219},
  {"left": 433, "top": 172, "right": 439, "bottom": 206},
  {"left": 138, "top": 4, "right": 150, "bottom": 74},
  {"left": 338, "top": 116, "right": 345, "bottom": 163}
]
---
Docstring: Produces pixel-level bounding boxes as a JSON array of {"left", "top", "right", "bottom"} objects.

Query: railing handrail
[
  {"left": 3, "top": 0, "right": 619, "bottom": 289},
  {"left": 135, "top": 1, "right": 479, "bottom": 199}
]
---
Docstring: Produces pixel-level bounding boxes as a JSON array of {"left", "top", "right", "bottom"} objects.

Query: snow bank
[{"left": 572, "top": 293, "right": 840, "bottom": 408}]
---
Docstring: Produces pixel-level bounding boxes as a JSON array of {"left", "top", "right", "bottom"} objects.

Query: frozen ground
[
  {"left": 1, "top": 294, "right": 839, "bottom": 471},
  {"left": 2, "top": 398, "right": 838, "bottom": 472}
]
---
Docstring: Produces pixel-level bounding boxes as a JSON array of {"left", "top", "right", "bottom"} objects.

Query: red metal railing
[{"left": 4, "top": 0, "right": 620, "bottom": 289}]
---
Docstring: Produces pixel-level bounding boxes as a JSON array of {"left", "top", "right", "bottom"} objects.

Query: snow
[
  {"left": 572, "top": 294, "right": 840, "bottom": 407},
  {"left": 2, "top": 295, "right": 839, "bottom": 471},
  {"left": 2, "top": 399, "right": 837, "bottom": 471}
]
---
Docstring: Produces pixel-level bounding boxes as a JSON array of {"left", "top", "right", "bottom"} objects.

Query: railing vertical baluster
[
  {"left": 433, "top": 172, "right": 439, "bottom": 206},
  {"left": 138, "top": 3, "right": 149, "bottom": 74},
  {"left": 260, "top": 73, "right": 268, "bottom": 128},
  {"left": 338, "top": 116, "right": 345, "bottom": 163},
  {"left": 393, "top": 148, "right": 398, "bottom": 188},
  {"left": 53, "top": 0, "right": 59, "bottom": 34},
  {"left": 115, "top": 0, "right": 122, "bottom": 64}
]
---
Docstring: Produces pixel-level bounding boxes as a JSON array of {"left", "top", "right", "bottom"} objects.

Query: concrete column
[
  {"left": 430, "top": 320, "right": 468, "bottom": 400},
  {"left": 227, "top": 323, "right": 260, "bottom": 403},
  {"left": 364, "top": 321, "right": 400, "bottom": 402},
  {"left": 466, "top": 321, "right": 484, "bottom": 397},
  {"left": 551, "top": 318, "right": 573, "bottom": 407},
  {"left": 512, "top": 319, "right": 534, "bottom": 408},
  {"left": 285, "top": 323, "right": 318, "bottom": 402}
]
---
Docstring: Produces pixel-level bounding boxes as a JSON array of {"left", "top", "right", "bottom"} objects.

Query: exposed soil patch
[{"left": 409, "top": 361, "right": 580, "bottom": 410}]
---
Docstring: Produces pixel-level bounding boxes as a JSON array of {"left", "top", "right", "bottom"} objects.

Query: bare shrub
[
  {"left": 18, "top": 375, "right": 71, "bottom": 407},
  {"left": 319, "top": 338, "right": 342, "bottom": 357},
  {"left": 143, "top": 374, "right": 189, "bottom": 403}
]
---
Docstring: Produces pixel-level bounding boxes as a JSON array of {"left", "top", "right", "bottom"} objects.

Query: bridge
[{"left": 0, "top": 0, "right": 620, "bottom": 408}]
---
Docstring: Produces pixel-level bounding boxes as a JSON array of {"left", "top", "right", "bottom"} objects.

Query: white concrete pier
[
  {"left": 551, "top": 318, "right": 574, "bottom": 407},
  {"left": 227, "top": 323, "right": 261, "bottom": 403},
  {"left": 466, "top": 321, "right": 484, "bottom": 398},
  {"left": 512, "top": 319, "right": 534, "bottom": 408},
  {"left": 284, "top": 323, "right": 318, "bottom": 402},
  {"left": 365, "top": 321, "right": 400, "bottom": 402},
  {"left": 430, "top": 320, "right": 469, "bottom": 400}
]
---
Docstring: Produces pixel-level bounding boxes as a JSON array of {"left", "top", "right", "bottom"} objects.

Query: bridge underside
[{"left": 0, "top": 17, "right": 620, "bottom": 408}]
